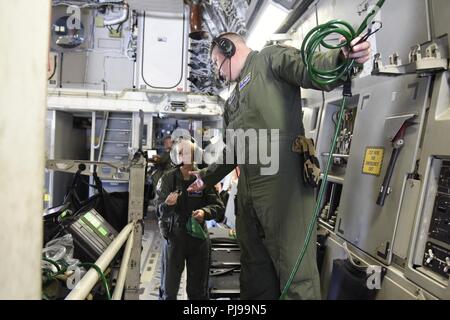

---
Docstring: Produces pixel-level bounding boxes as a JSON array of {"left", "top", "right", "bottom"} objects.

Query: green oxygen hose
[
  {"left": 280, "top": 0, "right": 386, "bottom": 300},
  {"left": 42, "top": 257, "right": 62, "bottom": 274},
  {"left": 78, "top": 263, "right": 112, "bottom": 300},
  {"left": 42, "top": 257, "right": 111, "bottom": 300}
]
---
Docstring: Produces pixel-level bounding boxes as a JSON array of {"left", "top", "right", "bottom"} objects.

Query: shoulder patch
[{"left": 239, "top": 72, "right": 252, "bottom": 91}]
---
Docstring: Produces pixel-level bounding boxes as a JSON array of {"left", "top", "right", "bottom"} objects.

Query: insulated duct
[{"left": 189, "top": 0, "right": 205, "bottom": 40}]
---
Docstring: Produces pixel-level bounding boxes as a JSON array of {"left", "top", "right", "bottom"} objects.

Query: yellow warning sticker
[
  {"left": 362, "top": 147, "right": 384, "bottom": 176},
  {"left": 44, "top": 194, "right": 50, "bottom": 202}
]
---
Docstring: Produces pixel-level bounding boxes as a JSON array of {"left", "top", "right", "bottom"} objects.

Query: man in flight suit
[
  {"left": 150, "top": 135, "right": 175, "bottom": 189},
  {"left": 187, "top": 32, "right": 371, "bottom": 299},
  {"left": 156, "top": 138, "right": 225, "bottom": 300}
]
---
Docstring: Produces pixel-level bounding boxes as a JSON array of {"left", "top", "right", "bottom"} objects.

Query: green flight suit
[
  {"left": 155, "top": 166, "right": 225, "bottom": 300},
  {"left": 200, "top": 45, "right": 345, "bottom": 300}
]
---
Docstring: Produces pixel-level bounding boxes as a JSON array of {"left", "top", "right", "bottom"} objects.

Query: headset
[
  {"left": 211, "top": 33, "right": 237, "bottom": 81},
  {"left": 211, "top": 36, "right": 236, "bottom": 59}
]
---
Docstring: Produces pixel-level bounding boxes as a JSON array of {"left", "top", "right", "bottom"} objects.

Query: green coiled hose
[{"left": 280, "top": 0, "right": 386, "bottom": 300}]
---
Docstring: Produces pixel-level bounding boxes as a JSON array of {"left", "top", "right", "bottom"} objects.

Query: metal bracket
[
  {"left": 414, "top": 36, "right": 449, "bottom": 73},
  {"left": 46, "top": 159, "right": 130, "bottom": 181},
  {"left": 377, "top": 241, "right": 390, "bottom": 260},
  {"left": 169, "top": 101, "right": 187, "bottom": 112},
  {"left": 372, "top": 52, "right": 415, "bottom": 76},
  {"left": 372, "top": 37, "right": 449, "bottom": 77}
]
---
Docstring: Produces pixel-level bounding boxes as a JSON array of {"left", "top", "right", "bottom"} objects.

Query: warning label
[{"left": 362, "top": 147, "right": 384, "bottom": 176}]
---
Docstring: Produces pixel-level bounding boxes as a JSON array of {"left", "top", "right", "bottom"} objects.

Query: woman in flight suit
[{"left": 155, "top": 138, "right": 224, "bottom": 300}]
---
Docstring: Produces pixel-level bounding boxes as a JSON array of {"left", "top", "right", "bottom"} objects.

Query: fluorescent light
[{"left": 246, "top": 1, "right": 289, "bottom": 51}]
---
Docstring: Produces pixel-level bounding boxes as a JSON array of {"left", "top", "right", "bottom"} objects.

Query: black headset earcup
[{"left": 217, "top": 37, "right": 236, "bottom": 58}]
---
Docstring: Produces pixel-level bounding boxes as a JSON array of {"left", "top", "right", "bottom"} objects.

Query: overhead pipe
[
  {"left": 104, "top": 2, "right": 129, "bottom": 26},
  {"left": 188, "top": 0, "right": 206, "bottom": 40}
]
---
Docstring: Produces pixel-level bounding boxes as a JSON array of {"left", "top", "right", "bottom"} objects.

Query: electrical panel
[
  {"left": 316, "top": 95, "right": 360, "bottom": 180},
  {"left": 423, "top": 242, "right": 450, "bottom": 279},
  {"left": 422, "top": 160, "right": 450, "bottom": 278},
  {"left": 333, "top": 108, "right": 357, "bottom": 168},
  {"left": 429, "top": 195, "right": 450, "bottom": 243}
]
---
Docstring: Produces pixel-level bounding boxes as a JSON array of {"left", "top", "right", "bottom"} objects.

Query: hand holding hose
[
  {"left": 302, "top": 0, "right": 385, "bottom": 88},
  {"left": 340, "top": 36, "right": 372, "bottom": 64}
]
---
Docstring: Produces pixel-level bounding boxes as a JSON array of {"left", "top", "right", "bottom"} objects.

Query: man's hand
[
  {"left": 187, "top": 171, "right": 206, "bottom": 192},
  {"left": 165, "top": 192, "right": 180, "bottom": 206},
  {"left": 341, "top": 36, "right": 371, "bottom": 64},
  {"left": 192, "top": 209, "right": 205, "bottom": 224}
]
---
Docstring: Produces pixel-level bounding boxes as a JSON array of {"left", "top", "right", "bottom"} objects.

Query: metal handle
[{"left": 376, "top": 145, "right": 401, "bottom": 206}]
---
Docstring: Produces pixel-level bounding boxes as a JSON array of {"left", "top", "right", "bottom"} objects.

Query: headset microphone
[
  {"left": 217, "top": 57, "right": 228, "bottom": 82},
  {"left": 212, "top": 34, "right": 236, "bottom": 82}
]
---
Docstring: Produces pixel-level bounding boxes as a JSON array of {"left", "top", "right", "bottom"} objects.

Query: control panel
[
  {"left": 429, "top": 194, "right": 450, "bottom": 243},
  {"left": 423, "top": 242, "right": 450, "bottom": 278},
  {"left": 428, "top": 161, "right": 450, "bottom": 244},
  {"left": 423, "top": 160, "right": 450, "bottom": 278}
]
